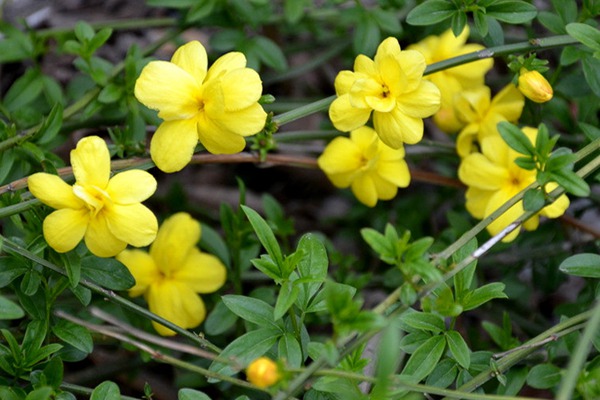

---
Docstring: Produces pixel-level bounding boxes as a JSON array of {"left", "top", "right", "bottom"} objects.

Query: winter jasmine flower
[
  {"left": 408, "top": 27, "right": 493, "bottom": 133},
  {"left": 458, "top": 127, "right": 569, "bottom": 242},
  {"left": 518, "top": 68, "right": 553, "bottom": 103},
  {"left": 135, "top": 41, "right": 268, "bottom": 173},
  {"left": 28, "top": 136, "right": 158, "bottom": 257},
  {"left": 317, "top": 126, "right": 410, "bottom": 207},
  {"left": 329, "top": 37, "right": 441, "bottom": 148},
  {"left": 117, "top": 212, "right": 227, "bottom": 336},
  {"left": 455, "top": 84, "right": 524, "bottom": 157},
  {"left": 246, "top": 357, "right": 281, "bottom": 388}
]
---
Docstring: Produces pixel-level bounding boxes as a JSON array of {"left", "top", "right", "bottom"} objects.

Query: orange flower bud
[
  {"left": 518, "top": 68, "right": 553, "bottom": 103},
  {"left": 246, "top": 357, "right": 280, "bottom": 388}
]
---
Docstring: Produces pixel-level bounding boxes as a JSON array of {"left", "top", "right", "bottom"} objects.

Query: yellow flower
[
  {"left": 246, "top": 357, "right": 280, "bottom": 388},
  {"left": 317, "top": 126, "right": 410, "bottom": 207},
  {"left": 117, "top": 212, "right": 226, "bottom": 336},
  {"left": 135, "top": 41, "right": 268, "bottom": 173},
  {"left": 458, "top": 127, "right": 569, "bottom": 242},
  {"left": 455, "top": 84, "right": 524, "bottom": 157},
  {"left": 408, "top": 27, "right": 494, "bottom": 133},
  {"left": 518, "top": 68, "right": 553, "bottom": 103},
  {"left": 329, "top": 37, "right": 440, "bottom": 148},
  {"left": 28, "top": 136, "right": 158, "bottom": 257}
]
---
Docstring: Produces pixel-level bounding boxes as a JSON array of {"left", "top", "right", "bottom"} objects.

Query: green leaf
[
  {"left": 88, "top": 28, "right": 113, "bottom": 53},
  {"left": 27, "top": 343, "right": 63, "bottom": 365},
  {"left": 582, "top": 55, "right": 600, "bottom": 97},
  {"left": 523, "top": 188, "right": 546, "bottom": 212},
  {"left": 566, "top": 23, "right": 600, "bottom": 52},
  {"left": 399, "top": 310, "right": 445, "bottom": 334},
  {"left": 545, "top": 150, "right": 577, "bottom": 172},
  {"left": 252, "top": 36, "right": 288, "bottom": 71},
  {"left": 91, "top": 381, "right": 120, "bottom": 400},
  {"left": 278, "top": 332, "right": 302, "bottom": 368},
  {"left": 36, "top": 103, "right": 63, "bottom": 146},
  {"left": 208, "top": 328, "right": 281, "bottom": 378},
  {"left": 63, "top": 252, "right": 81, "bottom": 288},
  {"left": 450, "top": 11, "right": 467, "bottom": 37},
  {"left": 3, "top": 69, "right": 44, "bottom": 111},
  {"left": 401, "top": 335, "right": 446, "bottom": 382},
  {"left": 498, "top": 122, "right": 535, "bottom": 156},
  {"left": 98, "top": 83, "right": 123, "bottom": 104},
  {"left": 550, "top": 168, "right": 590, "bottom": 197},
  {"left": 425, "top": 358, "right": 458, "bottom": 388},
  {"left": 178, "top": 388, "right": 212, "bottom": 400},
  {"left": 526, "top": 363, "right": 562, "bottom": 389},
  {"left": 274, "top": 280, "right": 299, "bottom": 321},
  {"left": 462, "top": 283, "right": 507, "bottom": 311},
  {"left": 186, "top": 0, "right": 218, "bottom": 22},
  {"left": 370, "top": 8, "right": 402, "bottom": 33},
  {"left": 284, "top": 0, "right": 306, "bottom": 24},
  {"left": 445, "top": 331, "right": 470, "bottom": 369},
  {"left": 25, "top": 387, "right": 53, "bottom": 400},
  {"left": 486, "top": 0, "right": 537, "bottom": 24},
  {"left": 200, "top": 223, "right": 231, "bottom": 267},
  {"left": 222, "top": 295, "right": 279, "bottom": 328},
  {"left": 0, "top": 295, "right": 24, "bottom": 320},
  {"left": 559, "top": 253, "right": 600, "bottom": 278},
  {"left": 453, "top": 238, "right": 477, "bottom": 298},
  {"left": 353, "top": 12, "right": 380, "bottom": 56},
  {"left": 474, "top": 10, "right": 489, "bottom": 38},
  {"left": 22, "top": 320, "right": 47, "bottom": 356},
  {"left": 74, "top": 21, "right": 95, "bottom": 42},
  {"left": 296, "top": 234, "right": 328, "bottom": 309},
  {"left": 242, "top": 205, "right": 284, "bottom": 267},
  {"left": 580, "top": 122, "right": 600, "bottom": 141},
  {"left": 551, "top": 0, "right": 577, "bottom": 23},
  {"left": 406, "top": 0, "right": 455, "bottom": 26},
  {"left": 361, "top": 227, "right": 394, "bottom": 263},
  {"left": 52, "top": 320, "right": 93, "bottom": 354},
  {"left": 204, "top": 299, "right": 238, "bottom": 336},
  {"left": 80, "top": 256, "right": 135, "bottom": 290}
]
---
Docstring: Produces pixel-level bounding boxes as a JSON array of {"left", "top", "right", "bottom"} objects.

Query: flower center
[
  {"left": 73, "top": 184, "right": 112, "bottom": 217},
  {"left": 381, "top": 85, "right": 390, "bottom": 98}
]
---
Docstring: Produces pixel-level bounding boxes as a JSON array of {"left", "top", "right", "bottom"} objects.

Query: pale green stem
[
  {"left": 271, "top": 35, "right": 579, "bottom": 129},
  {"left": 556, "top": 297, "right": 600, "bottom": 400},
  {"left": 36, "top": 17, "right": 177, "bottom": 38},
  {"left": 60, "top": 383, "right": 141, "bottom": 400},
  {"left": 0, "top": 235, "right": 221, "bottom": 353}
]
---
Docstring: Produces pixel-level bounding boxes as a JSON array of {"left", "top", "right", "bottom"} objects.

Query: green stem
[
  {"left": 0, "top": 235, "right": 220, "bottom": 353},
  {"left": 272, "top": 95, "right": 335, "bottom": 127},
  {"left": 60, "top": 382, "right": 142, "bottom": 400},
  {"left": 556, "top": 298, "right": 600, "bottom": 400},
  {"left": 36, "top": 17, "right": 177, "bottom": 38}
]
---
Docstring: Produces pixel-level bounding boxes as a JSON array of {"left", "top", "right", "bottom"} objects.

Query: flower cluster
[
  {"left": 318, "top": 126, "right": 410, "bottom": 207},
  {"left": 28, "top": 136, "right": 158, "bottom": 257},
  {"left": 117, "top": 212, "right": 227, "bottom": 336},
  {"left": 135, "top": 40, "right": 268, "bottom": 173},
  {"left": 458, "top": 127, "right": 569, "bottom": 242}
]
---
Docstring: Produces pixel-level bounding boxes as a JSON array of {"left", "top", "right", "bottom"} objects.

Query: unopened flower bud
[
  {"left": 518, "top": 68, "right": 553, "bottom": 103},
  {"left": 246, "top": 357, "right": 280, "bottom": 388}
]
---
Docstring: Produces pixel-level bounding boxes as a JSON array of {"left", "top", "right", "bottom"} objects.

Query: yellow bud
[
  {"left": 518, "top": 68, "right": 553, "bottom": 103},
  {"left": 246, "top": 357, "right": 280, "bottom": 388}
]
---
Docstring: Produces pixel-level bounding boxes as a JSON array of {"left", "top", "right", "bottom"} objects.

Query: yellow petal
[
  {"left": 374, "top": 37, "right": 402, "bottom": 65},
  {"left": 71, "top": 136, "right": 110, "bottom": 189},
  {"left": 453, "top": 87, "right": 490, "bottom": 124},
  {"left": 117, "top": 249, "right": 160, "bottom": 297},
  {"left": 458, "top": 153, "right": 508, "bottom": 190},
  {"left": 456, "top": 124, "right": 480, "bottom": 158},
  {"left": 107, "top": 170, "right": 157, "bottom": 204},
  {"left": 317, "top": 137, "right": 362, "bottom": 175},
  {"left": 134, "top": 60, "right": 201, "bottom": 120},
  {"left": 209, "top": 103, "right": 267, "bottom": 137},
  {"left": 329, "top": 94, "right": 372, "bottom": 133},
  {"left": 464, "top": 187, "right": 492, "bottom": 219},
  {"left": 372, "top": 174, "right": 398, "bottom": 200},
  {"left": 147, "top": 280, "right": 206, "bottom": 336},
  {"left": 43, "top": 208, "right": 89, "bottom": 253},
  {"left": 205, "top": 52, "right": 246, "bottom": 82},
  {"left": 150, "top": 212, "right": 201, "bottom": 275},
  {"left": 378, "top": 56, "right": 406, "bottom": 97},
  {"left": 350, "top": 77, "right": 381, "bottom": 109},
  {"left": 28, "top": 173, "right": 82, "bottom": 210},
  {"left": 485, "top": 190, "right": 524, "bottom": 242},
  {"left": 173, "top": 250, "right": 227, "bottom": 293},
  {"left": 85, "top": 215, "right": 127, "bottom": 257},
  {"left": 351, "top": 175, "right": 377, "bottom": 207},
  {"left": 540, "top": 183, "right": 570, "bottom": 218},
  {"left": 150, "top": 119, "right": 200, "bottom": 173},
  {"left": 396, "top": 80, "right": 441, "bottom": 118},
  {"left": 396, "top": 50, "right": 426, "bottom": 92},
  {"left": 105, "top": 203, "right": 158, "bottom": 248},
  {"left": 377, "top": 160, "right": 410, "bottom": 187},
  {"left": 220, "top": 68, "right": 263, "bottom": 111},
  {"left": 373, "top": 108, "right": 423, "bottom": 147},
  {"left": 196, "top": 112, "right": 247, "bottom": 154},
  {"left": 490, "top": 84, "right": 524, "bottom": 122},
  {"left": 171, "top": 41, "right": 208, "bottom": 85},
  {"left": 353, "top": 55, "right": 377, "bottom": 77}
]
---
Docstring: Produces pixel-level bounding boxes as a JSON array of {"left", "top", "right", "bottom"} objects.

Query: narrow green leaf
[
  {"left": 370, "top": 8, "right": 402, "bottom": 33},
  {"left": 90, "top": 381, "right": 120, "bottom": 400},
  {"left": 4, "top": 69, "right": 44, "bottom": 111},
  {"left": 81, "top": 256, "right": 135, "bottom": 290},
  {"left": 453, "top": 238, "right": 477, "bottom": 298},
  {"left": 252, "top": 36, "right": 288, "bottom": 71},
  {"left": 582, "top": 55, "right": 600, "bottom": 97},
  {"left": 222, "top": 295, "right": 278, "bottom": 328},
  {"left": 52, "top": 320, "right": 93, "bottom": 354},
  {"left": 284, "top": 0, "right": 306, "bottom": 24},
  {"left": 526, "top": 364, "right": 562, "bottom": 389},
  {"left": 25, "top": 387, "right": 53, "bottom": 400},
  {"left": 242, "top": 205, "right": 283, "bottom": 267},
  {"left": 36, "top": 103, "right": 63, "bottom": 145},
  {"left": 559, "top": 253, "right": 600, "bottom": 278},
  {"left": 204, "top": 299, "right": 238, "bottom": 336},
  {"left": 186, "top": 0, "right": 217, "bottom": 22},
  {"left": 399, "top": 310, "right": 445, "bottom": 334},
  {"left": 450, "top": 11, "right": 467, "bottom": 37},
  {"left": 0, "top": 296, "right": 24, "bottom": 320},
  {"left": 486, "top": 0, "right": 537, "bottom": 23},
  {"left": 401, "top": 335, "right": 446, "bottom": 382},
  {"left": 445, "top": 331, "right": 471, "bottom": 369},
  {"left": 462, "top": 282, "right": 507, "bottom": 311},
  {"left": 361, "top": 227, "right": 395, "bottom": 264},
  {"left": 498, "top": 121, "right": 536, "bottom": 156},
  {"left": 274, "top": 280, "right": 299, "bottom": 321},
  {"left": 566, "top": 23, "right": 600, "bottom": 52},
  {"left": 523, "top": 188, "right": 546, "bottom": 212},
  {"left": 278, "top": 332, "right": 302, "bottom": 368},
  {"left": 353, "top": 12, "right": 380, "bottom": 55},
  {"left": 74, "top": 21, "right": 95, "bottom": 42},
  {"left": 406, "top": 0, "right": 455, "bottom": 26},
  {"left": 178, "top": 388, "right": 212, "bottom": 400},
  {"left": 550, "top": 168, "right": 590, "bottom": 197},
  {"left": 425, "top": 359, "right": 458, "bottom": 388}
]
